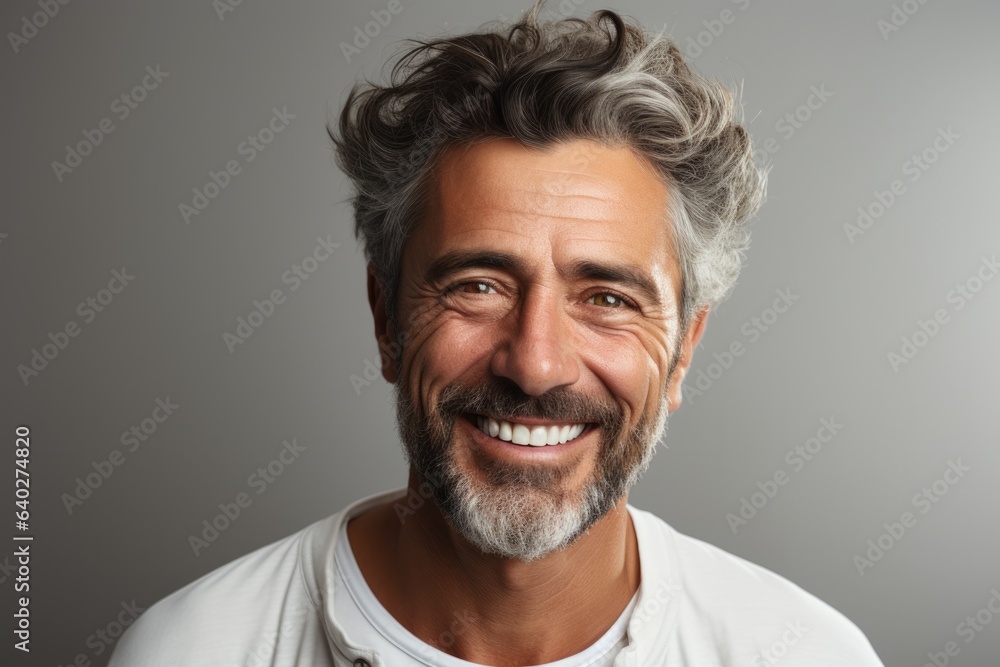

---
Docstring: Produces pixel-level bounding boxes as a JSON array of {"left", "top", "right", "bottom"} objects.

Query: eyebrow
[
  {"left": 564, "top": 259, "right": 663, "bottom": 307},
  {"left": 424, "top": 250, "right": 663, "bottom": 307},
  {"left": 425, "top": 251, "right": 527, "bottom": 286}
]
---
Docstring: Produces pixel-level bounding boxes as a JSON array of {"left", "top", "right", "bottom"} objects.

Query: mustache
[{"left": 436, "top": 376, "right": 624, "bottom": 429}]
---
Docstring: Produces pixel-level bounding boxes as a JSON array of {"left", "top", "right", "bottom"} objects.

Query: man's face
[{"left": 369, "top": 138, "right": 707, "bottom": 561}]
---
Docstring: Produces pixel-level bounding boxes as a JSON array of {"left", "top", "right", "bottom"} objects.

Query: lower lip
[{"left": 461, "top": 415, "right": 594, "bottom": 463}]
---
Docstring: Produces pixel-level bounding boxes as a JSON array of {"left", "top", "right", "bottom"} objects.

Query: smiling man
[{"left": 110, "top": 3, "right": 884, "bottom": 666}]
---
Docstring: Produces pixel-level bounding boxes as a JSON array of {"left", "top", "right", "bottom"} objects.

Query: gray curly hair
[{"left": 329, "top": 1, "right": 766, "bottom": 337}]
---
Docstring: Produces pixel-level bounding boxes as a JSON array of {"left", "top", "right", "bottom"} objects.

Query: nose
[{"left": 490, "top": 287, "right": 580, "bottom": 396}]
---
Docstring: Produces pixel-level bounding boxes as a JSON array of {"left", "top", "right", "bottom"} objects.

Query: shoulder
[
  {"left": 108, "top": 515, "right": 335, "bottom": 667},
  {"left": 630, "top": 507, "right": 884, "bottom": 665}
]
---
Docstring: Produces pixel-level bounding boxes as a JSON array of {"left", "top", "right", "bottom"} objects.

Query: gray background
[{"left": 2, "top": 0, "right": 998, "bottom": 664}]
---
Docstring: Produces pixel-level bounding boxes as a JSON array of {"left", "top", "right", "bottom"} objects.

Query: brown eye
[
  {"left": 587, "top": 292, "right": 625, "bottom": 308},
  {"left": 459, "top": 281, "right": 496, "bottom": 295}
]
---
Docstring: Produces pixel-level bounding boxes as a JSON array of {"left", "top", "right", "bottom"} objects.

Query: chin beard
[{"left": 393, "top": 376, "right": 670, "bottom": 562}]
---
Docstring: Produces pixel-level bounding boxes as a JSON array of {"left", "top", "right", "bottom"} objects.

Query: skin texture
[{"left": 348, "top": 138, "right": 709, "bottom": 665}]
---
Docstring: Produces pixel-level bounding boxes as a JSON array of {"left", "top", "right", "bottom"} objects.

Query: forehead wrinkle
[
  {"left": 428, "top": 138, "right": 683, "bottom": 302},
  {"left": 463, "top": 176, "right": 629, "bottom": 219}
]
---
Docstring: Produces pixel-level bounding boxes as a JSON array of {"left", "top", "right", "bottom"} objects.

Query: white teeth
[{"left": 475, "top": 416, "right": 587, "bottom": 447}]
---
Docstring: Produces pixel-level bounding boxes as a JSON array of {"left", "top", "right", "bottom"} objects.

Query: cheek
[
  {"left": 401, "top": 312, "right": 498, "bottom": 403},
  {"left": 578, "top": 326, "right": 671, "bottom": 420}
]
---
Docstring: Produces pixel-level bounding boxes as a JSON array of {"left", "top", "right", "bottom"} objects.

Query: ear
[
  {"left": 666, "top": 306, "right": 710, "bottom": 412},
  {"left": 366, "top": 263, "right": 399, "bottom": 384}
]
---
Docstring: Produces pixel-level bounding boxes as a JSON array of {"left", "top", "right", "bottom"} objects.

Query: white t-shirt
[
  {"left": 334, "top": 519, "right": 638, "bottom": 666},
  {"left": 109, "top": 487, "right": 885, "bottom": 666}
]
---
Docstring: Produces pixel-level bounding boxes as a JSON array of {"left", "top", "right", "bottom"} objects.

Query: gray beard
[{"left": 393, "top": 376, "right": 671, "bottom": 562}]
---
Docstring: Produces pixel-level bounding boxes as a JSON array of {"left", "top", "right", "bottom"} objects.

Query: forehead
[{"left": 412, "top": 137, "right": 680, "bottom": 300}]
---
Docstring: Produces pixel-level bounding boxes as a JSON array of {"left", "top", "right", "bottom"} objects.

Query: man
[{"left": 110, "top": 3, "right": 884, "bottom": 665}]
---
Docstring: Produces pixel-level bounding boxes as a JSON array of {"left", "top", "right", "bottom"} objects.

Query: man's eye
[
  {"left": 587, "top": 292, "right": 631, "bottom": 308},
  {"left": 456, "top": 281, "right": 496, "bottom": 295}
]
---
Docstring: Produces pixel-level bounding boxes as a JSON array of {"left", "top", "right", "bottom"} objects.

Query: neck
[{"left": 347, "top": 472, "right": 641, "bottom": 666}]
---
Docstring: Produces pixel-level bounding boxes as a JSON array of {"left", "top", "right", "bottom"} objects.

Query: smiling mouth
[{"left": 466, "top": 413, "right": 590, "bottom": 447}]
